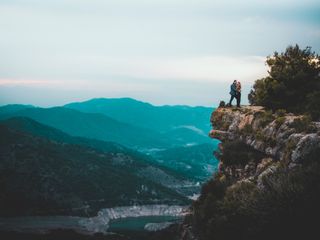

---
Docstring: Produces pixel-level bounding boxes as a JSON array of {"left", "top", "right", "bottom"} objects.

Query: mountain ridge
[
  {"left": 0, "top": 99, "right": 215, "bottom": 148},
  {"left": 0, "top": 123, "right": 191, "bottom": 217},
  {"left": 0, "top": 106, "right": 171, "bottom": 149},
  {"left": 64, "top": 98, "right": 213, "bottom": 135}
]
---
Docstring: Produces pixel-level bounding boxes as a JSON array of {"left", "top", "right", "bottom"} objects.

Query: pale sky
[{"left": 0, "top": 0, "right": 319, "bottom": 107}]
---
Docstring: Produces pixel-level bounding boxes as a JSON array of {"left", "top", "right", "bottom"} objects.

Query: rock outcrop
[
  {"left": 179, "top": 106, "right": 320, "bottom": 240},
  {"left": 210, "top": 106, "right": 320, "bottom": 174}
]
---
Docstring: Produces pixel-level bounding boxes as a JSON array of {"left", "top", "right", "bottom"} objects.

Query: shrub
[
  {"left": 220, "top": 141, "right": 264, "bottom": 167},
  {"left": 268, "top": 137, "right": 277, "bottom": 147},
  {"left": 275, "top": 109, "right": 286, "bottom": 117},
  {"left": 255, "top": 130, "right": 265, "bottom": 141},
  {"left": 191, "top": 150, "right": 320, "bottom": 240},
  {"left": 249, "top": 45, "right": 320, "bottom": 120},
  {"left": 289, "top": 115, "right": 312, "bottom": 132},
  {"left": 258, "top": 110, "right": 274, "bottom": 128},
  {"left": 305, "top": 91, "right": 320, "bottom": 121},
  {"left": 275, "top": 116, "right": 286, "bottom": 128},
  {"left": 219, "top": 101, "right": 226, "bottom": 107},
  {"left": 242, "top": 124, "right": 253, "bottom": 135}
]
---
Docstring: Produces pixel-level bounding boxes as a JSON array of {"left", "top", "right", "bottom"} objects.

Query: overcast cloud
[{"left": 0, "top": 0, "right": 319, "bottom": 106}]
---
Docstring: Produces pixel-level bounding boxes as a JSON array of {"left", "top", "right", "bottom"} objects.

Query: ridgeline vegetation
[
  {"left": 187, "top": 45, "right": 320, "bottom": 240},
  {"left": 249, "top": 45, "right": 320, "bottom": 120}
]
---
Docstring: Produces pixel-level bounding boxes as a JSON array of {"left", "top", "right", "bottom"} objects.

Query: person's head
[{"left": 233, "top": 80, "right": 237, "bottom": 84}]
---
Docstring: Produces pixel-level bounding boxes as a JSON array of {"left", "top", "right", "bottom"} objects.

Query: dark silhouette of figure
[
  {"left": 229, "top": 80, "right": 237, "bottom": 106},
  {"left": 236, "top": 81, "right": 241, "bottom": 107}
]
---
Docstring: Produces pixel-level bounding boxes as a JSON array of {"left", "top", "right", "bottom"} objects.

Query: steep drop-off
[{"left": 180, "top": 106, "right": 320, "bottom": 240}]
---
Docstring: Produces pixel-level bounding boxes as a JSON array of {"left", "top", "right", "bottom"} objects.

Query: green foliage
[
  {"left": 258, "top": 110, "right": 274, "bottom": 128},
  {"left": 191, "top": 149, "right": 320, "bottom": 240},
  {"left": 255, "top": 130, "right": 265, "bottom": 141},
  {"left": 268, "top": 137, "right": 277, "bottom": 147},
  {"left": 283, "top": 139, "right": 297, "bottom": 163},
  {"left": 275, "top": 116, "right": 286, "bottom": 128},
  {"left": 249, "top": 45, "right": 320, "bottom": 120},
  {"left": 219, "top": 101, "right": 226, "bottom": 107},
  {"left": 305, "top": 91, "right": 320, "bottom": 120},
  {"left": 242, "top": 124, "right": 253, "bottom": 135},
  {"left": 219, "top": 141, "right": 264, "bottom": 167},
  {"left": 289, "top": 115, "right": 313, "bottom": 133},
  {"left": 275, "top": 109, "right": 286, "bottom": 117}
]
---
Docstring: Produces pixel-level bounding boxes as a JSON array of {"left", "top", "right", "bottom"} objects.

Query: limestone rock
[{"left": 210, "top": 106, "right": 320, "bottom": 166}]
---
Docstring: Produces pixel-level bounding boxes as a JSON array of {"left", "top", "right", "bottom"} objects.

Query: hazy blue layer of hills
[
  {"left": 0, "top": 99, "right": 215, "bottom": 148},
  {"left": 1, "top": 117, "right": 126, "bottom": 153},
  {"left": 0, "top": 104, "right": 34, "bottom": 115},
  {"left": 65, "top": 98, "right": 213, "bottom": 145},
  {"left": 0, "top": 123, "right": 190, "bottom": 217},
  {"left": 0, "top": 106, "right": 169, "bottom": 149},
  {"left": 65, "top": 98, "right": 213, "bottom": 133}
]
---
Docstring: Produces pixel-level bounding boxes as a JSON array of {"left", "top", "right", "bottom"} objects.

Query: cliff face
[
  {"left": 180, "top": 106, "right": 320, "bottom": 240},
  {"left": 210, "top": 106, "right": 320, "bottom": 180}
]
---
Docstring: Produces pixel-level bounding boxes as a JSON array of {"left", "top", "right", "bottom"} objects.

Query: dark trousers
[
  {"left": 236, "top": 92, "right": 241, "bottom": 107},
  {"left": 229, "top": 94, "right": 236, "bottom": 105}
]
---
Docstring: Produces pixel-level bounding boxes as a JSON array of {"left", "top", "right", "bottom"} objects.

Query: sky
[{"left": 0, "top": 0, "right": 320, "bottom": 107}]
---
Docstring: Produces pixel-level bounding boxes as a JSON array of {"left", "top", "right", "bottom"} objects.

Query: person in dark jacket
[
  {"left": 229, "top": 80, "right": 237, "bottom": 106},
  {"left": 236, "top": 81, "right": 241, "bottom": 107}
]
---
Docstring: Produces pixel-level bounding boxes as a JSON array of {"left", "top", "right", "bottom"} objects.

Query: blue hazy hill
[
  {"left": 0, "top": 104, "right": 34, "bottom": 115},
  {"left": 0, "top": 99, "right": 215, "bottom": 148},
  {"left": 65, "top": 98, "right": 214, "bottom": 140},
  {"left": 0, "top": 106, "right": 171, "bottom": 149},
  {"left": 1, "top": 116, "right": 130, "bottom": 153}
]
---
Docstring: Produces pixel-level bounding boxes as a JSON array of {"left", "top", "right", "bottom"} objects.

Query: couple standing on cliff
[{"left": 229, "top": 80, "right": 241, "bottom": 107}]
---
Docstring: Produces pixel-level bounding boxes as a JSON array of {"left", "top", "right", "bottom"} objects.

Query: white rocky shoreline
[{"left": 0, "top": 204, "right": 189, "bottom": 234}]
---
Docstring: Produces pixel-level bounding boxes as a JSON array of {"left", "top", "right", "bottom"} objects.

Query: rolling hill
[
  {"left": 0, "top": 124, "right": 190, "bottom": 217},
  {"left": 64, "top": 98, "right": 214, "bottom": 144},
  {"left": 0, "top": 106, "right": 170, "bottom": 149}
]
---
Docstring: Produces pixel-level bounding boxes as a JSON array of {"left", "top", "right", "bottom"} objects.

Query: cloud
[
  {"left": 0, "top": 79, "right": 58, "bottom": 86},
  {"left": 92, "top": 56, "right": 267, "bottom": 83},
  {"left": 0, "top": 55, "right": 267, "bottom": 84},
  {"left": 0, "top": 0, "right": 319, "bottom": 106}
]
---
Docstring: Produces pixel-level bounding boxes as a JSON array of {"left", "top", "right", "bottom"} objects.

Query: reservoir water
[
  {"left": 108, "top": 215, "right": 181, "bottom": 232},
  {"left": 0, "top": 205, "right": 188, "bottom": 234}
]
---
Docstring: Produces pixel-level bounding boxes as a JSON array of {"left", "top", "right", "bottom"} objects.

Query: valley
[{"left": 0, "top": 98, "right": 219, "bottom": 236}]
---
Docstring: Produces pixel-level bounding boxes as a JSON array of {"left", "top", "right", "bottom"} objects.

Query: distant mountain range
[
  {"left": 0, "top": 98, "right": 215, "bottom": 149},
  {"left": 65, "top": 98, "right": 213, "bottom": 134},
  {"left": 0, "top": 106, "right": 168, "bottom": 149}
]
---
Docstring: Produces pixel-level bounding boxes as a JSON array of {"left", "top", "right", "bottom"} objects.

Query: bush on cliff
[
  {"left": 191, "top": 147, "right": 320, "bottom": 240},
  {"left": 219, "top": 141, "right": 264, "bottom": 167},
  {"left": 248, "top": 45, "right": 320, "bottom": 120}
]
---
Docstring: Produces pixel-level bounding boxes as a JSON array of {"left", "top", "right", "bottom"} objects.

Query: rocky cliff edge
[{"left": 209, "top": 106, "right": 320, "bottom": 182}]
